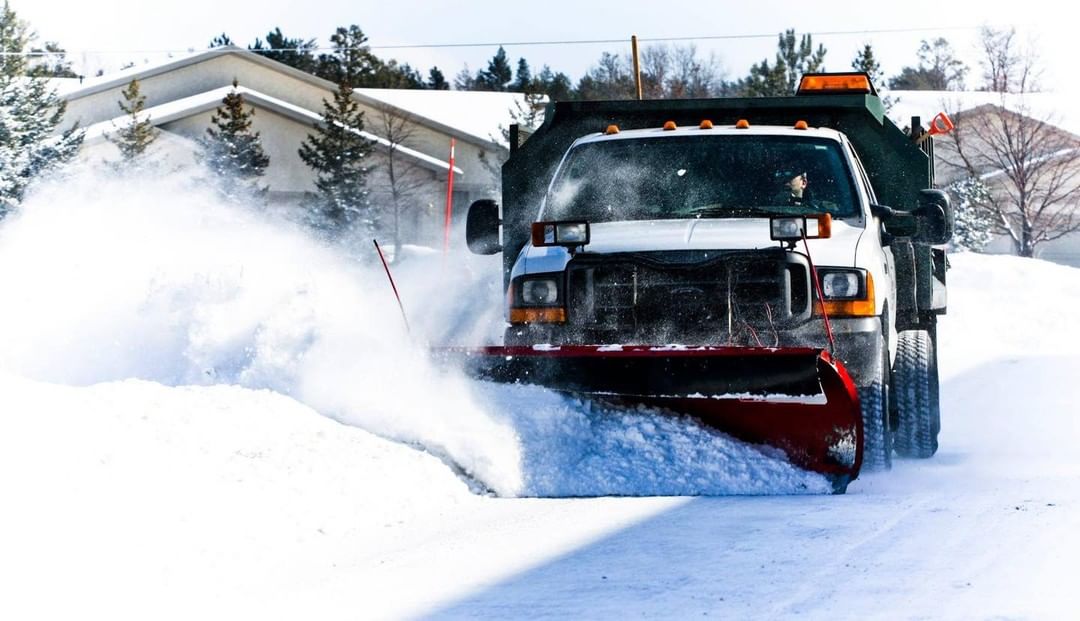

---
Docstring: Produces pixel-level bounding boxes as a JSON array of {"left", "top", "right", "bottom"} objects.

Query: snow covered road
[{"left": 0, "top": 174, "right": 1077, "bottom": 619}]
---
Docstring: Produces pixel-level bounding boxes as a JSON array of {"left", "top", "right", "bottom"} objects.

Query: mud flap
[{"left": 437, "top": 345, "right": 864, "bottom": 491}]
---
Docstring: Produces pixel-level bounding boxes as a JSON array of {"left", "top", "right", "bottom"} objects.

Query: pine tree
[
  {"left": 947, "top": 177, "right": 996, "bottom": 251},
  {"left": 427, "top": 66, "right": 449, "bottom": 90},
  {"left": 106, "top": 79, "right": 157, "bottom": 162},
  {"left": 209, "top": 33, "right": 233, "bottom": 48},
  {"left": 298, "top": 81, "right": 376, "bottom": 234},
  {"left": 29, "top": 41, "right": 77, "bottom": 78},
  {"left": 0, "top": 1, "right": 83, "bottom": 217},
  {"left": 851, "top": 44, "right": 883, "bottom": 85},
  {"left": 475, "top": 47, "right": 513, "bottom": 91},
  {"left": 249, "top": 28, "right": 317, "bottom": 73},
  {"left": 453, "top": 64, "right": 475, "bottom": 90},
  {"left": 199, "top": 80, "right": 270, "bottom": 201},
  {"left": 736, "top": 29, "right": 827, "bottom": 96},
  {"left": 512, "top": 57, "right": 532, "bottom": 92},
  {"left": 315, "top": 25, "right": 381, "bottom": 87}
]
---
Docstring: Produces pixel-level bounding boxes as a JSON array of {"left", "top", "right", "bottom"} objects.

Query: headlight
[
  {"left": 521, "top": 279, "right": 559, "bottom": 304},
  {"left": 822, "top": 272, "right": 860, "bottom": 299}
]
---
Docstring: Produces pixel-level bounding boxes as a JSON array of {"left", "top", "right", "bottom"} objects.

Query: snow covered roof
[
  {"left": 354, "top": 88, "right": 532, "bottom": 147},
  {"left": 82, "top": 85, "right": 464, "bottom": 175},
  {"left": 59, "top": 45, "right": 526, "bottom": 150}
]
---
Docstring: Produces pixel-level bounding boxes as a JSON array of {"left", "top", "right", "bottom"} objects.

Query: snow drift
[{"left": 0, "top": 167, "right": 826, "bottom": 496}]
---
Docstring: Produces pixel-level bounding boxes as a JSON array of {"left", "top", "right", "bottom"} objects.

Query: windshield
[{"left": 544, "top": 134, "right": 859, "bottom": 221}]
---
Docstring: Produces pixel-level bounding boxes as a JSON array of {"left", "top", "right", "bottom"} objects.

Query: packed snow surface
[{"left": 2, "top": 169, "right": 1079, "bottom": 619}]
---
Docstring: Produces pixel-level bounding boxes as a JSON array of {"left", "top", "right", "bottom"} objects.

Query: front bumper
[{"left": 505, "top": 316, "right": 884, "bottom": 387}]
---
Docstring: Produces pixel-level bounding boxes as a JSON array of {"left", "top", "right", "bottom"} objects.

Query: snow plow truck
[{"left": 455, "top": 73, "right": 952, "bottom": 493}]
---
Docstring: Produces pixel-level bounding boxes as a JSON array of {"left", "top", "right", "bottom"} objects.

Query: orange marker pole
[{"left": 443, "top": 138, "right": 456, "bottom": 257}]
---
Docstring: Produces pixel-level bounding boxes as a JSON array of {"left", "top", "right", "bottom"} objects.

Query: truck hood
[{"left": 520, "top": 218, "right": 864, "bottom": 275}]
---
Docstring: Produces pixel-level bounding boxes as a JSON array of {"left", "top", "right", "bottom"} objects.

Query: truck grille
[{"left": 565, "top": 248, "right": 810, "bottom": 344}]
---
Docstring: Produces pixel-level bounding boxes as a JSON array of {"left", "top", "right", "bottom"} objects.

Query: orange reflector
[
  {"left": 797, "top": 73, "right": 873, "bottom": 95},
  {"left": 794, "top": 120, "right": 809, "bottom": 130},
  {"left": 605, "top": 124, "right": 620, "bottom": 135},
  {"left": 816, "top": 213, "right": 832, "bottom": 239},
  {"left": 815, "top": 273, "right": 875, "bottom": 317},
  {"left": 662, "top": 120, "right": 677, "bottom": 131},
  {"left": 735, "top": 119, "right": 750, "bottom": 129},
  {"left": 509, "top": 308, "right": 567, "bottom": 324},
  {"left": 700, "top": 119, "right": 714, "bottom": 129}
]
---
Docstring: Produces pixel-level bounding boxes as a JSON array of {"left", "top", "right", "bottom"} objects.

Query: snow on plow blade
[{"left": 441, "top": 345, "right": 863, "bottom": 492}]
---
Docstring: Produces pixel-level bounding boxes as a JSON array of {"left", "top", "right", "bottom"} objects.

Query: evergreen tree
[
  {"left": 199, "top": 80, "right": 270, "bottom": 201},
  {"left": 851, "top": 44, "right": 883, "bottom": 85},
  {"left": 736, "top": 29, "right": 826, "bottom": 96},
  {"left": 370, "top": 60, "right": 425, "bottom": 88},
  {"left": 0, "top": 1, "right": 83, "bottom": 217},
  {"left": 575, "top": 52, "right": 635, "bottom": 100},
  {"left": 106, "top": 79, "right": 157, "bottom": 162},
  {"left": 29, "top": 41, "right": 76, "bottom": 78},
  {"left": 427, "top": 66, "right": 449, "bottom": 90},
  {"left": 512, "top": 57, "right": 532, "bottom": 92},
  {"left": 888, "top": 38, "right": 968, "bottom": 90},
  {"left": 453, "top": 64, "right": 475, "bottom": 90},
  {"left": 947, "top": 177, "right": 996, "bottom": 251},
  {"left": 315, "top": 25, "right": 380, "bottom": 87},
  {"left": 298, "top": 81, "right": 376, "bottom": 234},
  {"left": 208, "top": 33, "right": 233, "bottom": 48},
  {"left": 249, "top": 27, "right": 317, "bottom": 73},
  {"left": 535, "top": 66, "right": 574, "bottom": 100},
  {"left": 475, "top": 46, "right": 513, "bottom": 91}
]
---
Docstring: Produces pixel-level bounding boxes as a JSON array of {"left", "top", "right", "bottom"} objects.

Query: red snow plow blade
[{"left": 440, "top": 345, "right": 863, "bottom": 492}]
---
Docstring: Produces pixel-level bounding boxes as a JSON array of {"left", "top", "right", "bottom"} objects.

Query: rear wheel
[
  {"left": 893, "top": 329, "right": 940, "bottom": 458},
  {"left": 858, "top": 336, "right": 893, "bottom": 471}
]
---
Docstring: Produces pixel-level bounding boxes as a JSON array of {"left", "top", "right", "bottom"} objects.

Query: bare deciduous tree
[
  {"left": 939, "top": 28, "right": 1080, "bottom": 257},
  {"left": 372, "top": 103, "right": 435, "bottom": 260}
]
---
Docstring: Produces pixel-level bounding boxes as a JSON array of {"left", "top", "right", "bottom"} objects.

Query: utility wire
[{"left": 2, "top": 25, "right": 981, "bottom": 57}]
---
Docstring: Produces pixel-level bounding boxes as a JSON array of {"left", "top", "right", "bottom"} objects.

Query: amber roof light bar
[{"left": 797, "top": 72, "right": 877, "bottom": 96}]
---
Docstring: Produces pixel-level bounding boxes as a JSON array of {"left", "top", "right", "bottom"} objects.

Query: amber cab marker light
[
  {"left": 662, "top": 120, "right": 677, "bottom": 131},
  {"left": 700, "top": 119, "right": 714, "bottom": 129},
  {"left": 735, "top": 119, "right": 750, "bottom": 129},
  {"left": 794, "top": 120, "right": 809, "bottom": 130},
  {"left": 605, "top": 124, "right": 620, "bottom": 135}
]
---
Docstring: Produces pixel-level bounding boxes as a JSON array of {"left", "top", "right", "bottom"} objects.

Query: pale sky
[{"left": 11, "top": 0, "right": 1076, "bottom": 94}]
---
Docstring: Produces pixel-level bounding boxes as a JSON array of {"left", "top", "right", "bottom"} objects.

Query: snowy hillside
[{"left": 1, "top": 170, "right": 1079, "bottom": 619}]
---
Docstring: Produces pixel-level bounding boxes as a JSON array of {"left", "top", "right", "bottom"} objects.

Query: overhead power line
[{"left": 1, "top": 25, "right": 981, "bottom": 57}]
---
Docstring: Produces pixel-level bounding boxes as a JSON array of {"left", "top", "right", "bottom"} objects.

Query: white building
[{"left": 55, "top": 46, "right": 531, "bottom": 245}]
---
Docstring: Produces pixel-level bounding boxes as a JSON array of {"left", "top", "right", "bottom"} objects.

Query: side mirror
[
  {"left": 914, "top": 189, "right": 953, "bottom": 245},
  {"left": 465, "top": 199, "right": 501, "bottom": 255},
  {"left": 871, "top": 204, "right": 917, "bottom": 243}
]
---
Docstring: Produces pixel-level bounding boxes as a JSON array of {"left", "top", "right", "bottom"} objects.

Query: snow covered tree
[
  {"left": 298, "top": 81, "right": 375, "bottom": 234},
  {"left": 199, "top": 80, "right": 270, "bottom": 202},
  {"left": 947, "top": 177, "right": 996, "bottom": 251},
  {"left": 0, "top": 1, "right": 83, "bottom": 218},
  {"left": 106, "top": 79, "right": 157, "bottom": 162},
  {"left": 29, "top": 41, "right": 76, "bottom": 78}
]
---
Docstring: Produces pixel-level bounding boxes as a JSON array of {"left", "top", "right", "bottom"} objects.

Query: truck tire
[
  {"left": 858, "top": 337, "right": 893, "bottom": 471},
  {"left": 893, "top": 329, "right": 940, "bottom": 458}
]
